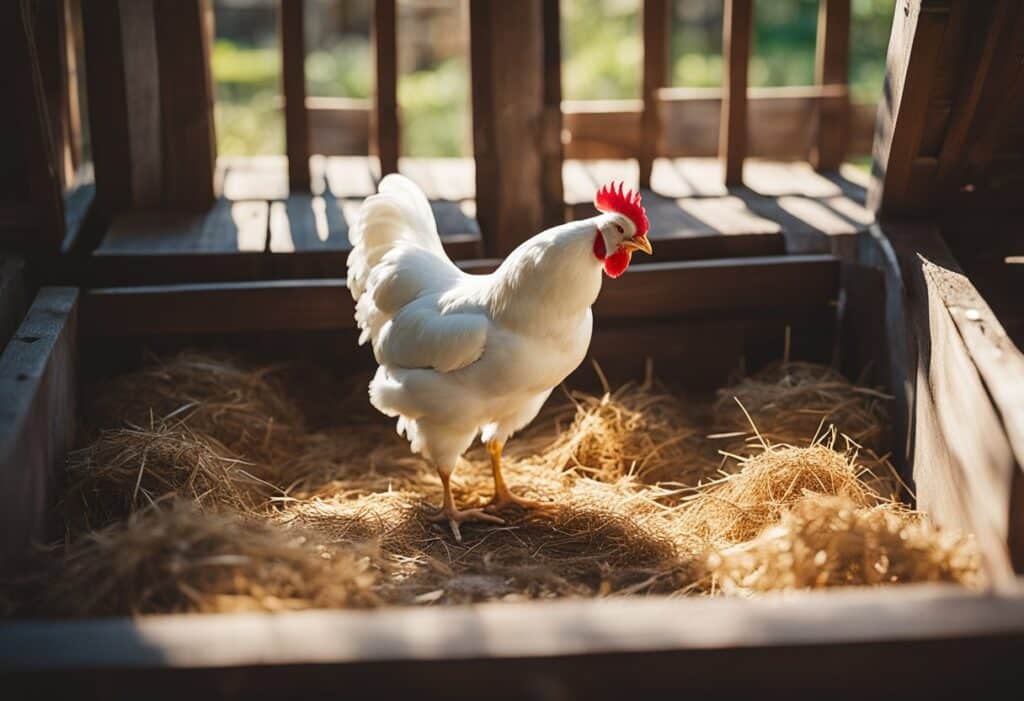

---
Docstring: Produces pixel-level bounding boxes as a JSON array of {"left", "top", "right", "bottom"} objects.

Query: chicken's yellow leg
[
  {"left": 485, "top": 440, "right": 549, "bottom": 511},
  {"left": 429, "top": 469, "right": 503, "bottom": 543}
]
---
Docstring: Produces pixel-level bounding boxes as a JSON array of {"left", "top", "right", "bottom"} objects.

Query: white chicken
[{"left": 348, "top": 176, "right": 652, "bottom": 541}]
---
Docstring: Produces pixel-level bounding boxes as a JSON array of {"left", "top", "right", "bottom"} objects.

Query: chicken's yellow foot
[
  {"left": 429, "top": 469, "right": 503, "bottom": 543},
  {"left": 484, "top": 440, "right": 551, "bottom": 512}
]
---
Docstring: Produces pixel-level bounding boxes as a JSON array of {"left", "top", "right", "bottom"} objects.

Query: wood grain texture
[
  {"left": 0, "top": 584, "right": 1022, "bottom": 698},
  {"left": 371, "top": 0, "right": 399, "bottom": 176},
  {"left": 877, "top": 218, "right": 1024, "bottom": 580},
  {"left": 33, "top": 0, "right": 71, "bottom": 190},
  {"left": 119, "top": 0, "right": 163, "bottom": 207},
  {"left": 720, "top": 0, "right": 753, "bottom": 185},
  {"left": 639, "top": 0, "right": 669, "bottom": 188},
  {"left": 470, "top": 0, "right": 546, "bottom": 256},
  {"left": 540, "top": 0, "right": 565, "bottom": 228},
  {"left": 80, "top": 0, "right": 133, "bottom": 213},
  {"left": 153, "top": 0, "right": 216, "bottom": 210},
  {"left": 812, "top": 0, "right": 851, "bottom": 171},
  {"left": 867, "top": 0, "right": 952, "bottom": 213},
  {"left": 81, "top": 255, "right": 837, "bottom": 336},
  {"left": 280, "top": 0, "right": 310, "bottom": 191},
  {"left": 2, "top": 0, "right": 66, "bottom": 250},
  {"left": 0, "top": 287, "right": 78, "bottom": 565}
]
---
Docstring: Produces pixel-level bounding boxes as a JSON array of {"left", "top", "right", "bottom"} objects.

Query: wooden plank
[
  {"left": 371, "top": 0, "right": 399, "bottom": 176},
  {"left": 1, "top": 0, "right": 66, "bottom": 249},
  {"left": 877, "top": 219, "right": 1024, "bottom": 580},
  {"left": 301, "top": 91, "right": 876, "bottom": 162},
  {"left": 88, "top": 199, "right": 269, "bottom": 285},
  {"left": 639, "top": 0, "right": 669, "bottom": 188},
  {"left": 812, "top": 0, "right": 851, "bottom": 171},
  {"left": 540, "top": 0, "right": 565, "bottom": 228},
  {"left": 81, "top": 255, "right": 837, "bottom": 336},
  {"left": 80, "top": 0, "right": 133, "bottom": 212},
  {"left": 719, "top": 0, "right": 753, "bottom": 185},
  {"left": 280, "top": 0, "right": 310, "bottom": 191},
  {"left": 63, "top": 0, "right": 83, "bottom": 180},
  {"left": 0, "top": 256, "right": 28, "bottom": 351},
  {"left": 153, "top": 0, "right": 216, "bottom": 210},
  {"left": 470, "top": 0, "right": 546, "bottom": 256},
  {"left": 1, "top": 585, "right": 1022, "bottom": 699},
  {"left": 119, "top": 0, "right": 163, "bottom": 207},
  {"left": 867, "top": 1, "right": 952, "bottom": 214},
  {"left": 33, "top": 0, "right": 71, "bottom": 190},
  {"left": 0, "top": 287, "right": 77, "bottom": 565}
]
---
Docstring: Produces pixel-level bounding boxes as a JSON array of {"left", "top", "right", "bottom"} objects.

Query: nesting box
[{"left": 1, "top": 0, "right": 1023, "bottom": 696}]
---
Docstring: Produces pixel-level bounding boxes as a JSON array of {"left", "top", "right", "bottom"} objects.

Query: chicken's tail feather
[{"left": 347, "top": 174, "right": 446, "bottom": 301}]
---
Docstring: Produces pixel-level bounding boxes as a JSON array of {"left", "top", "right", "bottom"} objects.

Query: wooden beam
[
  {"left": 1, "top": 585, "right": 1023, "bottom": 697},
  {"left": 639, "top": 0, "right": 669, "bottom": 188},
  {"left": 0, "top": 287, "right": 78, "bottom": 565},
  {"left": 470, "top": 0, "right": 547, "bottom": 256},
  {"left": 540, "top": 0, "right": 565, "bottom": 228},
  {"left": 811, "top": 0, "right": 851, "bottom": 171},
  {"left": 371, "top": 0, "right": 399, "bottom": 177},
  {"left": 80, "top": 0, "right": 133, "bottom": 213},
  {"left": 0, "top": 0, "right": 66, "bottom": 250},
  {"left": 280, "top": 0, "right": 310, "bottom": 191},
  {"left": 153, "top": 0, "right": 216, "bottom": 210},
  {"left": 867, "top": 0, "right": 952, "bottom": 214},
  {"left": 877, "top": 218, "right": 1024, "bottom": 580},
  {"left": 63, "top": 0, "right": 83, "bottom": 181},
  {"left": 81, "top": 256, "right": 838, "bottom": 336},
  {"left": 33, "top": 0, "right": 71, "bottom": 190},
  {"left": 719, "top": 0, "right": 753, "bottom": 185},
  {"left": 119, "top": 0, "right": 163, "bottom": 208}
]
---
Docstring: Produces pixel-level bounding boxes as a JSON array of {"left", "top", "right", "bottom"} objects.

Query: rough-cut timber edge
[
  {"left": 0, "top": 585, "right": 1022, "bottom": 697},
  {"left": 0, "top": 287, "right": 78, "bottom": 565},
  {"left": 280, "top": 0, "right": 310, "bottom": 192},
  {"left": 79, "top": 255, "right": 839, "bottom": 337},
  {"left": 868, "top": 219, "right": 1024, "bottom": 581}
]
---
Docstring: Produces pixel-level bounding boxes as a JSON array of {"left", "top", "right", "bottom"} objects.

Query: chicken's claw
[{"left": 427, "top": 505, "right": 504, "bottom": 543}]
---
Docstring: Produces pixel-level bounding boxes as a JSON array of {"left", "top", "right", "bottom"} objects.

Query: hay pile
[{"left": 2, "top": 353, "right": 979, "bottom": 617}]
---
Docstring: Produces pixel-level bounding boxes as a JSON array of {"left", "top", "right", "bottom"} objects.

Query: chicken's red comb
[{"left": 594, "top": 182, "right": 649, "bottom": 237}]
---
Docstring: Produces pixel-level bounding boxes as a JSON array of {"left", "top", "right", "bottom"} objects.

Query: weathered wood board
[{"left": 0, "top": 287, "right": 78, "bottom": 564}]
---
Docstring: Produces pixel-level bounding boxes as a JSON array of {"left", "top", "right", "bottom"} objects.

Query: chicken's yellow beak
[{"left": 621, "top": 236, "right": 653, "bottom": 255}]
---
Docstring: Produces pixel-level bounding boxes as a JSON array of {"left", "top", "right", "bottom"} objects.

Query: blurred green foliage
[{"left": 212, "top": 0, "right": 894, "bottom": 157}]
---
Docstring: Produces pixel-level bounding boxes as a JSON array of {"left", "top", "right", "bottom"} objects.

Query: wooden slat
[
  {"left": 1, "top": 0, "right": 66, "bottom": 249},
  {"left": 63, "top": 0, "right": 83, "bottom": 181},
  {"left": 371, "top": 0, "right": 399, "bottom": 177},
  {"left": 0, "top": 287, "right": 78, "bottom": 564},
  {"left": 540, "top": 0, "right": 564, "bottom": 228},
  {"left": 88, "top": 199, "right": 270, "bottom": 285},
  {"left": 867, "top": 0, "right": 952, "bottom": 214},
  {"left": 153, "top": 0, "right": 216, "bottom": 210},
  {"left": 80, "top": 0, "right": 133, "bottom": 212},
  {"left": 33, "top": 0, "right": 71, "bottom": 190},
  {"left": 81, "top": 255, "right": 837, "bottom": 336},
  {"left": 719, "top": 0, "right": 753, "bottom": 185},
  {"left": 811, "top": 0, "right": 851, "bottom": 171},
  {"left": 877, "top": 219, "right": 1024, "bottom": 580},
  {"left": 119, "top": 0, "right": 163, "bottom": 207},
  {"left": 470, "top": 0, "right": 546, "bottom": 256},
  {"left": 639, "top": 0, "right": 669, "bottom": 188},
  {"left": 1, "top": 585, "right": 1022, "bottom": 698},
  {"left": 280, "top": 0, "right": 310, "bottom": 191}
]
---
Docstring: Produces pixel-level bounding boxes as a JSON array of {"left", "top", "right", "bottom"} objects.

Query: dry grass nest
[{"left": 3, "top": 352, "right": 981, "bottom": 617}]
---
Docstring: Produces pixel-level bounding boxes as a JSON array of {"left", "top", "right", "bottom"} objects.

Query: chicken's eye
[{"left": 614, "top": 224, "right": 624, "bottom": 234}]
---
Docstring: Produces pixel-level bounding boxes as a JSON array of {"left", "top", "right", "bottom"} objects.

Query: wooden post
[
  {"left": 866, "top": 0, "right": 951, "bottom": 214},
  {"left": 0, "top": 0, "right": 65, "bottom": 250},
  {"left": 540, "top": 0, "right": 564, "bottom": 228},
  {"left": 281, "top": 0, "right": 310, "bottom": 191},
  {"left": 719, "top": 0, "right": 752, "bottom": 186},
  {"left": 372, "top": 0, "right": 399, "bottom": 177},
  {"left": 640, "top": 0, "right": 669, "bottom": 189},
  {"left": 82, "top": 0, "right": 216, "bottom": 213},
  {"left": 811, "top": 0, "right": 851, "bottom": 171},
  {"left": 470, "top": 0, "right": 547, "bottom": 257},
  {"left": 33, "top": 0, "right": 71, "bottom": 190},
  {"left": 63, "top": 0, "right": 84, "bottom": 183}
]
